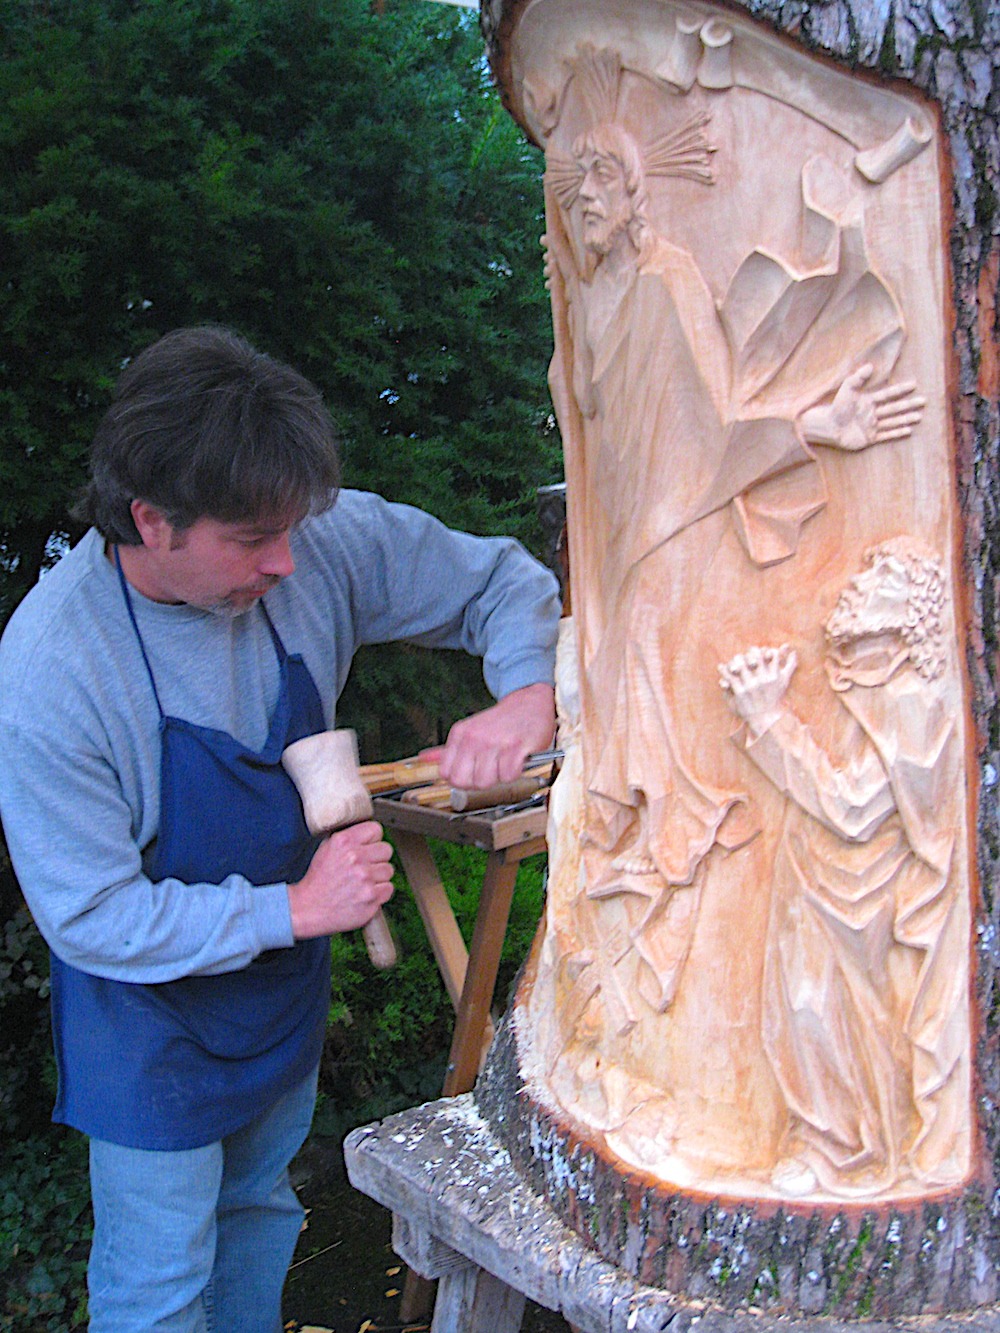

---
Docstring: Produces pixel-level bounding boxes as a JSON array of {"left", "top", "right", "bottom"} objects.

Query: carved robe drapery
[
  {"left": 563, "top": 164, "right": 907, "bottom": 1011},
  {"left": 740, "top": 645, "right": 967, "bottom": 1194}
]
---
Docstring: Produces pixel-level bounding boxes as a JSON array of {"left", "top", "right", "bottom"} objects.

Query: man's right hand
[{"left": 287, "top": 821, "right": 394, "bottom": 940}]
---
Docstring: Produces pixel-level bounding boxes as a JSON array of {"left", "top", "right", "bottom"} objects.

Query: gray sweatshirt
[{"left": 0, "top": 490, "right": 560, "bottom": 983}]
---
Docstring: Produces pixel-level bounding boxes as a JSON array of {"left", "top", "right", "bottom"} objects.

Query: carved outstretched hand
[
  {"left": 801, "top": 362, "right": 926, "bottom": 452},
  {"left": 719, "top": 644, "right": 798, "bottom": 736}
]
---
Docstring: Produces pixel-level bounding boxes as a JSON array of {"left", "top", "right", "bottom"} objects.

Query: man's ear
[{"left": 130, "top": 499, "right": 174, "bottom": 552}]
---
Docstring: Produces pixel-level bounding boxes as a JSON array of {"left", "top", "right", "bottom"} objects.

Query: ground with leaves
[{"left": 284, "top": 1134, "right": 570, "bottom": 1333}]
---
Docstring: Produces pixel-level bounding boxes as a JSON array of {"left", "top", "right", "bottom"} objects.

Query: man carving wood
[{"left": 0, "top": 327, "right": 560, "bottom": 1332}]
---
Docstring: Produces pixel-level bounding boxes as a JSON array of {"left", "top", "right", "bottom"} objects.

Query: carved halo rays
[
  {"left": 543, "top": 46, "right": 717, "bottom": 209},
  {"left": 644, "top": 115, "right": 716, "bottom": 184}
]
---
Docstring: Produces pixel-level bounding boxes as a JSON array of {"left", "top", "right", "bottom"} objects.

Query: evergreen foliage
[{"left": 0, "top": 0, "right": 560, "bottom": 750}]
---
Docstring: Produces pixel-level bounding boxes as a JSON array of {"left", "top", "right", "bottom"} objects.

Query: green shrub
[
  {"left": 1, "top": 1135, "right": 91, "bottom": 1333},
  {"left": 0, "top": 884, "right": 93, "bottom": 1332}
]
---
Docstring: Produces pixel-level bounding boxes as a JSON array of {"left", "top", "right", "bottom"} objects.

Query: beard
[
  {"left": 825, "top": 588, "right": 867, "bottom": 643},
  {"left": 583, "top": 202, "right": 634, "bottom": 256},
  {"left": 826, "top": 584, "right": 907, "bottom": 647},
  {"left": 195, "top": 583, "right": 279, "bottom": 618},
  {"left": 203, "top": 599, "right": 256, "bottom": 620}
]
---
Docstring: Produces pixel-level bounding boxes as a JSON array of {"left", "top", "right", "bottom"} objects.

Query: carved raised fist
[{"left": 719, "top": 643, "right": 798, "bottom": 734}]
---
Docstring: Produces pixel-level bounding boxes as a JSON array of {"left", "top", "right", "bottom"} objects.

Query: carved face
[
  {"left": 577, "top": 149, "right": 636, "bottom": 255},
  {"left": 826, "top": 552, "right": 911, "bottom": 645}
]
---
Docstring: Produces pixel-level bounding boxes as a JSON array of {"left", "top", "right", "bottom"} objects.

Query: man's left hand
[{"left": 422, "top": 682, "right": 556, "bottom": 791}]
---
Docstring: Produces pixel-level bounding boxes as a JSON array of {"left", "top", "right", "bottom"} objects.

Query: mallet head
[{"left": 281, "top": 729, "right": 374, "bottom": 834}]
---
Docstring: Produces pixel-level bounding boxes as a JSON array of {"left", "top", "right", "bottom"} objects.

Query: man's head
[
  {"left": 573, "top": 123, "right": 649, "bottom": 259},
  {"left": 75, "top": 326, "right": 341, "bottom": 546},
  {"left": 825, "top": 538, "right": 946, "bottom": 680}
]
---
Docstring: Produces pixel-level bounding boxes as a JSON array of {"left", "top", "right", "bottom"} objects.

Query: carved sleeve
[{"left": 738, "top": 711, "right": 896, "bottom": 842}]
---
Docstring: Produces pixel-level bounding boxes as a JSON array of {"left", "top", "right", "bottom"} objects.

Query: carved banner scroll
[{"left": 503, "top": 1, "right": 972, "bottom": 1207}]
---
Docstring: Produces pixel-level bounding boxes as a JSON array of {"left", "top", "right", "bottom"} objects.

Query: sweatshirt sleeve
[
  {"left": 310, "top": 492, "right": 562, "bottom": 699},
  {"left": 0, "top": 714, "right": 295, "bottom": 982}
]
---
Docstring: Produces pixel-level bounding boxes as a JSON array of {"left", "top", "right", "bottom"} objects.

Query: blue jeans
[{"left": 87, "top": 1065, "right": 318, "bottom": 1332}]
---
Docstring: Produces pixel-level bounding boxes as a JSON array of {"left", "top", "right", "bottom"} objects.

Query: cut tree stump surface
[{"left": 343, "top": 1095, "right": 1000, "bottom": 1333}]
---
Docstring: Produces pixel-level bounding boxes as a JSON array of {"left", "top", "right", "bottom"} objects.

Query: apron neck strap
[
  {"left": 257, "top": 600, "right": 286, "bottom": 661},
  {"left": 113, "top": 547, "right": 288, "bottom": 720},
  {"left": 114, "top": 545, "right": 165, "bottom": 720}
]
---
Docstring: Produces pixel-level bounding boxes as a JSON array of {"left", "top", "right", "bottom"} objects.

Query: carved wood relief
[{"left": 514, "top": 0, "right": 972, "bottom": 1203}]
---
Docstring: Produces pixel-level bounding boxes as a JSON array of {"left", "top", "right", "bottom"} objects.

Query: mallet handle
[
  {"left": 363, "top": 910, "right": 397, "bottom": 970},
  {"left": 281, "top": 730, "right": 398, "bottom": 970}
]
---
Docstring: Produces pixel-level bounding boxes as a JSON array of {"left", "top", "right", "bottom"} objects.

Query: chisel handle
[
  {"left": 359, "top": 757, "right": 442, "bottom": 793},
  {"left": 359, "top": 749, "right": 563, "bottom": 795}
]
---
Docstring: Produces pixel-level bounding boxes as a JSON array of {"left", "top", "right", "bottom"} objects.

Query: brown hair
[{"left": 74, "top": 326, "right": 341, "bottom": 543}]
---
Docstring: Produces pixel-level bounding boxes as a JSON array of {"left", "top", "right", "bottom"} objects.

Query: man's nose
[{"left": 259, "top": 533, "right": 295, "bottom": 578}]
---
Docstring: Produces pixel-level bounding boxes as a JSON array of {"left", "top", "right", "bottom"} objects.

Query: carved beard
[
  {"left": 824, "top": 585, "right": 913, "bottom": 689},
  {"left": 825, "top": 581, "right": 908, "bottom": 646},
  {"left": 583, "top": 200, "right": 637, "bottom": 257}
]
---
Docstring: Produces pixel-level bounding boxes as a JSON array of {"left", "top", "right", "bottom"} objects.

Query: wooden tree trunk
[{"left": 479, "top": 0, "right": 1000, "bottom": 1318}]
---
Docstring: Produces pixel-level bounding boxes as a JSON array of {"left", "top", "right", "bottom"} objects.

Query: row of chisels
[{"left": 358, "top": 748, "right": 563, "bottom": 812}]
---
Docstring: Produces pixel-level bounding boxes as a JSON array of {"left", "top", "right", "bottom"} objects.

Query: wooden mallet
[{"left": 281, "top": 729, "right": 397, "bottom": 969}]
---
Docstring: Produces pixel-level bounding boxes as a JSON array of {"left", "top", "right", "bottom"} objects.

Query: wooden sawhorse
[
  {"left": 371, "top": 795, "right": 548, "bottom": 1319},
  {"left": 372, "top": 795, "right": 547, "bottom": 1099}
]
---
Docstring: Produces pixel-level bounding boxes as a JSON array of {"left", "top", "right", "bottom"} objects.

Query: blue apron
[{"left": 48, "top": 556, "right": 330, "bottom": 1149}]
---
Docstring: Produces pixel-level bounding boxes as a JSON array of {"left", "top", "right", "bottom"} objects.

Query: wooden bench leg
[
  {"left": 400, "top": 1272, "right": 437, "bottom": 1323},
  {"left": 432, "top": 1264, "right": 526, "bottom": 1332},
  {"left": 393, "top": 1212, "right": 525, "bottom": 1331},
  {"left": 392, "top": 843, "right": 520, "bottom": 1322}
]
